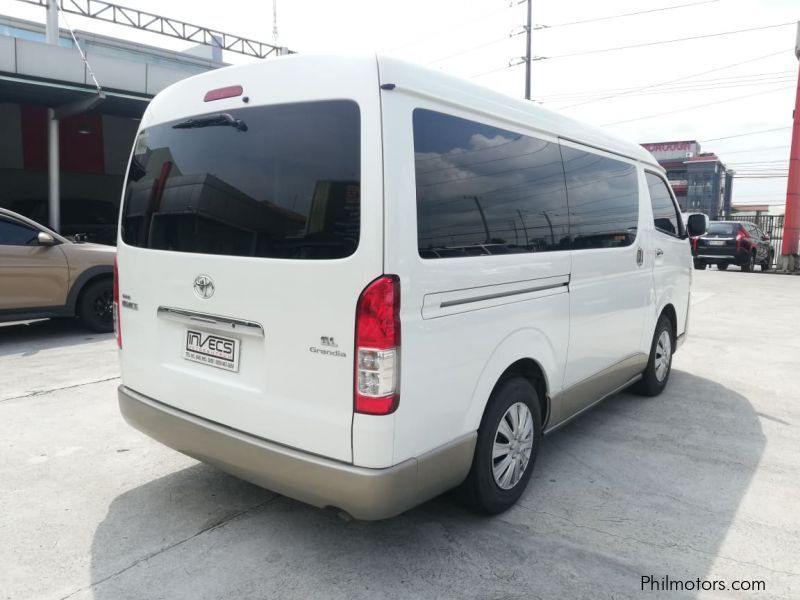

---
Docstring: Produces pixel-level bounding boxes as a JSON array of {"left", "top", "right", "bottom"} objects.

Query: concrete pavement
[{"left": 1, "top": 269, "right": 798, "bottom": 599}]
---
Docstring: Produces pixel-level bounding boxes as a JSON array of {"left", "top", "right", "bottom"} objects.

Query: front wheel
[
  {"left": 761, "top": 252, "right": 772, "bottom": 271},
  {"left": 633, "top": 315, "right": 674, "bottom": 397},
  {"left": 77, "top": 279, "right": 114, "bottom": 333},
  {"left": 741, "top": 252, "right": 755, "bottom": 272},
  {"left": 457, "top": 377, "right": 542, "bottom": 514},
  {"left": 717, "top": 263, "right": 729, "bottom": 271}
]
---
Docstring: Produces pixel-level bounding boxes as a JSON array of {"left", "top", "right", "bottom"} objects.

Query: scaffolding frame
[{"left": 17, "top": 0, "right": 290, "bottom": 58}]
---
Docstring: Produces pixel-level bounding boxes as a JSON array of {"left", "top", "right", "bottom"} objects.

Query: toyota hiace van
[{"left": 115, "top": 55, "right": 707, "bottom": 519}]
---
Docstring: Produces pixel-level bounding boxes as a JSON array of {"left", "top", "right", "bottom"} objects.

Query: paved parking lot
[{"left": 1, "top": 269, "right": 798, "bottom": 600}]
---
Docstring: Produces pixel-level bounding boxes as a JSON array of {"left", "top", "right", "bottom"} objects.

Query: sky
[{"left": 4, "top": 0, "right": 798, "bottom": 207}]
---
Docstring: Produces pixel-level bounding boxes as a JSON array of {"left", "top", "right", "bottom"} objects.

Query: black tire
[
  {"left": 761, "top": 252, "right": 772, "bottom": 271},
  {"left": 693, "top": 259, "right": 705, "bottom": 270},
  {"left": 717, "top": 263, "right": 729, "bottom": 271},
  {"left": 741, "top": 252, "right": 755, "bottom": 272},
  {"left": 457, "top": 376, "right": 542, "bottom": 515},
  {"left": 77, "top": 278, "right": 114, "bottom": 333},
  {"left": 632, "top": 315, "right": 674, "bottom": 397}
]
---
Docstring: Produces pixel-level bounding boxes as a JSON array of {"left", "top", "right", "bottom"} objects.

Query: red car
[{"left": 692, "top": 221, "right": 772, "bottom": 272}]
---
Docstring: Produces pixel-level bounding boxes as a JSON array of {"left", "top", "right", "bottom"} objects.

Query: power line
[
  {"left": 557, "top": 48, "right": 791, "bottom": 109},
  {"left": 700, "top": 126, "right": 792, "bottom": 142},
  {"left": 537, "top": 22, "right": 795, "bottom": 61},
  {"left": 428, "top": 34, "right": 516, "bottom": 65},
  {"left": 602, "top": 85, "right": 793, "bottom": 126},
  {"left": 469, "top": 60, "right": 525, "bottom": 80},
  {"left": 539, "top": 0, "right": 719, "bottom": 29},
  {"left": 540, "top": 70, "right": 795, "bottom": 100},
  {"left": 387, "top": 3, "right": 516, "bottom": 52},
  {"left": 719, "top": 145, "right": 790, "bottom": 155},
  {"left": 540, "top": 73, "right": 796, "bottom": 102}
]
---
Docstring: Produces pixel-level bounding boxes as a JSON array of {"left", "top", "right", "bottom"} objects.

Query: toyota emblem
[{"left": 193, "top": 275, "right": 215, "bottom": 299}]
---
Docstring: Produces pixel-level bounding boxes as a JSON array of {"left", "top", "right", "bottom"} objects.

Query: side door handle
[
  {"left": 636, "top": 247, "right": 644, "bottom": 266},
  {"left": 655, "top": 248, "right": 664, "bottom": 257}
]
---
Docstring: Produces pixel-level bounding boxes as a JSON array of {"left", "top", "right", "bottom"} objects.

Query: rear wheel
[
  {"left": 741, "top": 252, "right": 755, "bottom": 272},
  {"left": 693, "top": 259, "right": 705, "bottom": 270},
  {"left": 77, "top": 279, "right": 114, "bottom": 333},
  {"left": 633, "top": 315, "right": 673, "bottom": 397},
  {"left": 717, "top": 263, "right": 729, "bottom": 271},
  {"left": 457, "top": 376, "right": 542, "bottom": 514}
]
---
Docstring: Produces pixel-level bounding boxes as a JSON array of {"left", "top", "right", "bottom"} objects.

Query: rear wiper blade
[{"left": 173, "top": 113, "right": 247, "bottom": 132}]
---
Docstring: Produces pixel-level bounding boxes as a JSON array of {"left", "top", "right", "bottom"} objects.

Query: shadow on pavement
[
  {"left": 89, "top": 370, "right": 764, "bottom": 599},
  {"left": 0, "top": 318, "right": 112, "bottom": 357}
]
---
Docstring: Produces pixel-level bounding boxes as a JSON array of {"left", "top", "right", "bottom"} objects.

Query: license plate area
[
  {"left": 184, "top": 329, "right": 240, "bottom": 372},
  {"left": 708, "top": 240, "right": 725, "bottom": 246}
]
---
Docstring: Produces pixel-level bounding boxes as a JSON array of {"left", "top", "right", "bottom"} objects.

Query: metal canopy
[
  {"left": 0, "top": 74, "right": 148, "bottom": 118},
  {"left": 17, "top": 0, "right": 291, "bottom": 59}
]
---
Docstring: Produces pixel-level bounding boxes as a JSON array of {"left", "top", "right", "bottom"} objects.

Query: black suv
[{"left": 692, "top": 221, "right": 772, "bottom": 272}]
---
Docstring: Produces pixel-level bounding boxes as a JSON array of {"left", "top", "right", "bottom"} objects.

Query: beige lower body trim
[
  {"left": 546, "top": 353, "right": 648, "bottom": 431},
  {"left": 118, "top": 386, "right": 476, "bottom": 520}
]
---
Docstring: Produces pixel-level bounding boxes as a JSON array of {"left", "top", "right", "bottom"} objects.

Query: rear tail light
[
  {"left": 113, "top": 257, "right": 122, "bottom": 349},
  {"left": 736, "top": 227, "right": 746, "bottom": 252},
  {"left": 354, "top": 275, "right": 400, "bottom": 415},
  {"left": 691, "top": 236, "right": 699, "bottom": 252}
]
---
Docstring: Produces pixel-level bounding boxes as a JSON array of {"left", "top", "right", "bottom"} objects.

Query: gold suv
[{"left": 0, "top": 208, "right": 116, "bottom": 332}]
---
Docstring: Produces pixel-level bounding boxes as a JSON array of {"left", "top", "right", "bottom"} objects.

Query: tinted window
[
  {"left": 707, "top": 222, "right": 739, "bottom": 235},
  {"left": 413, "top": 109, "right": 569, "bottom": 258},
  {"left": 0, "top": 218, "right": 38, "bottom": 245},
  {"left": 646, "top": 172, "right": 682, "bottom": 236},
  {"left": 561, "top": 146, "right": 639, "bottom": 249},
  {"left": 121, "top": 101, "right": 360, "bottom": 260}
]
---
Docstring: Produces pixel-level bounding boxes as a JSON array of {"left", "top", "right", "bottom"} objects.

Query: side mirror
[
  {"left": 37, "top": 232, "right": 56, "bottom": 246},
  {"left": 686, "top": 214, "right": 708, "bottom": 237}
]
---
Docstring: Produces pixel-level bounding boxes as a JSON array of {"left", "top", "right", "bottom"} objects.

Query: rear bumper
[
  {"left": 118, "top": 385, "right": 476, "bottom": 520},
  {"left": 695, "top": 250, "right": 746, "bottom": 264}
]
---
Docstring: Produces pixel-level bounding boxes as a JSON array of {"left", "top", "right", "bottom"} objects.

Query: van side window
[
  {"left": 560, "top": 146, "right": 639, "bottom": 249},
  {"left": 413, "top": 109, "right": 569, "bottom": 259},
  {"left": 646, "top": 172, "right": 683, "bottom": 237}
]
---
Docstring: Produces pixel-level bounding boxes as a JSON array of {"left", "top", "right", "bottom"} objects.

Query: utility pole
[
  {"left": 525, "top": 0, "right": 532, "bottom": 100},
  {"left": 272, "top": 0, "right": 279, "bottom": 47},
  {"left": 46, "top": 0, "right": 60, "bottom": 233},
  {"left": 779, "top": 21, "right": 800, "bottom": 271}
]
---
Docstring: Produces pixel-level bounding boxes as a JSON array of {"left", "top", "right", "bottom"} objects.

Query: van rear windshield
[{"left": 121, "top": 100, "right": 360, "bottom": 259}]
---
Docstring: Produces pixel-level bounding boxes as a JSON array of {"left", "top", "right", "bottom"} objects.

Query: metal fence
[{"left": 727, "top": 215, "right": 784, "bottom": 267}]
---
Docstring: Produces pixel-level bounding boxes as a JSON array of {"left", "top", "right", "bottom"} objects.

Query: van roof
[
  {"left": 145, "top": 53, "right": 659, "bottom": 168},
  {"left": 376, "top": 55, "right": 658, "bottom": 167}
]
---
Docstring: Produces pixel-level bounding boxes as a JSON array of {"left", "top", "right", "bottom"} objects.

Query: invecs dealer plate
[{"left": 184, "top": 329, "right": 240, "bottom": 372}]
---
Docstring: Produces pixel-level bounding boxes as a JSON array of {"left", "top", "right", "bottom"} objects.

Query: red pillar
[{"left": 782, "top": 49, "right": 800, "bottom": 256}]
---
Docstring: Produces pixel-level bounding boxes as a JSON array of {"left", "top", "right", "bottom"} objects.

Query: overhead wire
[
  {"left": 538, "top": 73, "right": 796, "bottom": 103},
  {"left": 700, "top": 127, "right": 792, "bottom": 142},
  {"left": 538, "top": 22, "right": 795, "bottom": 61},
  {"left": 601, "top": 85, "right": 794, "bottom": 126},
  {"left": 539, "top": 0, "right": 719, "bottom": 29},
  {"left": 555, "top": 48, "right": 792, "bottom": 109}
]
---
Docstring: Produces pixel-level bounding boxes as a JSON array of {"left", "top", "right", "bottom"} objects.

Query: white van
[{"left": 115, "top": 55, "right": 707, "bottom": 520}]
